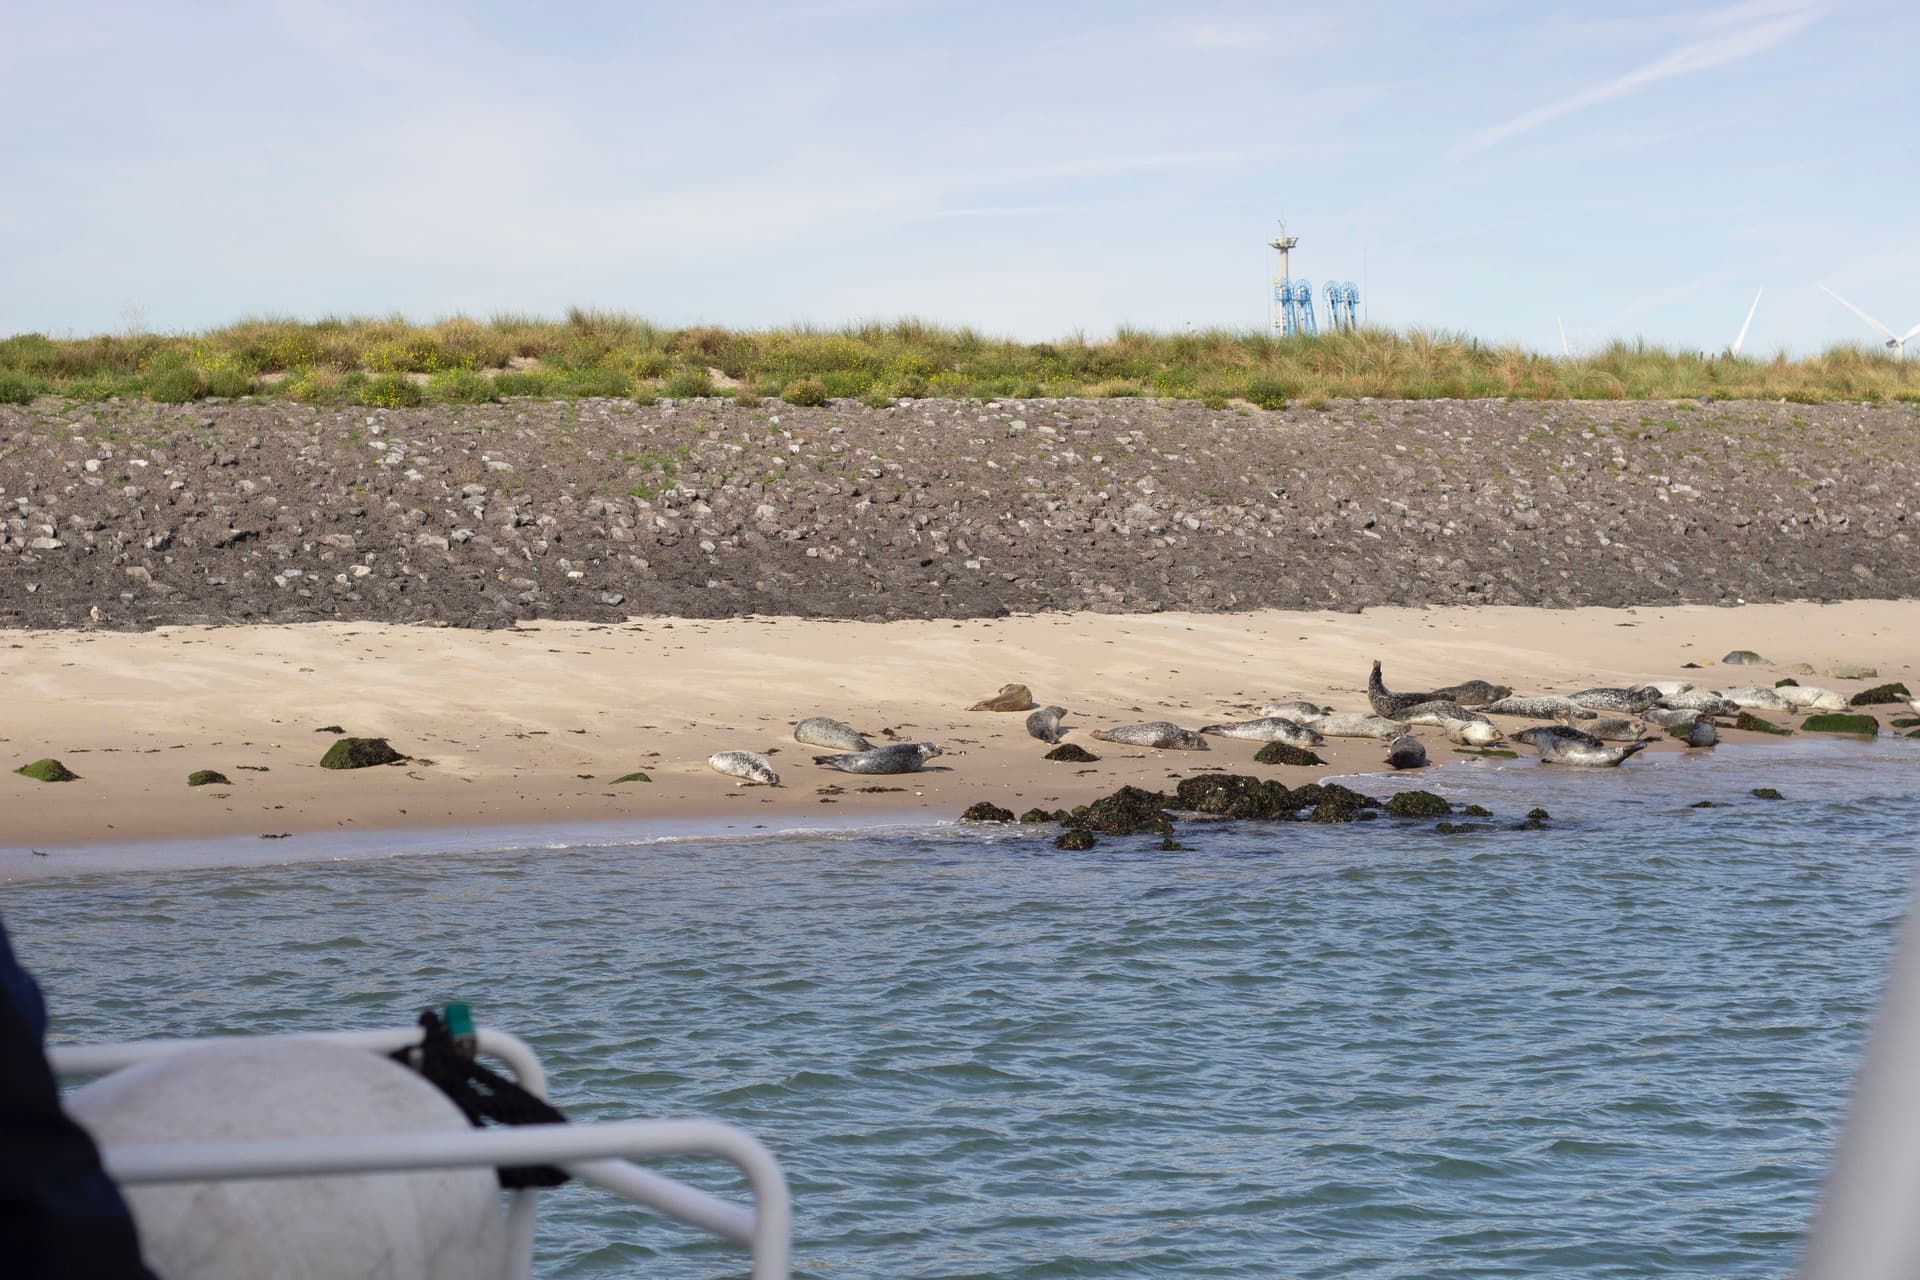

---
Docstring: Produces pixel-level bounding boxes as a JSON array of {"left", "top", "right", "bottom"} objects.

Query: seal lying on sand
[
  {"left": 1777, "top": 685, "right": 1849, "bottom": 712},
  {"left": 1386, "top": 734, "right": 1428, "bottom": 769},
  {"left": 1396, "top": 700, "right": 1492, "bottom": 727},
  {"left": 1368, "top": 661, "right": 1433, "bottom": 718},
  {"left": 1568, "top": 686, "right": 1662, "bottom": 713},
  {"left": 1485, "top": 695, "right": 1599, "bottom": 720},
  {"left": 1026, "top": 706, "right": 1069, "bottom": 743},
  {"left": 1574, "top": 716, "right": 1645, "bottom": 742},
  {"left": 1090, "top": 722, "right": 1209, "bottom": 751},
  {"left": 1513, "top": 725, "right": 1651, "bottom": 766},
  {"left": 1642, "top": 707, "right": 1703, "bottom": 728},
  {"left": 969, "top": 684, "right": 1037, "bottom": 712},
  {"left": 709, "top": 750, "right": 779, "bottom": 786},
  {"left": 1717, "top": 685, "right": 1790, "bottom": 711},
  {"left": 1659, "top": 690, "right": 1740, "bottom": 714},
  {"left": 1261, "top": 700, "right": 1327, "bottom": 720},
  {"left": 794, "top": 717, "right": 872, "bottom": 752},
  {"left": 1444, "top": 718, "right": 1503, "bottom": 746},
  {"left": 1307, "top": 711, "right": 1407, "bottom": 739},
  {"left": 813, "top": 742, "right": 942, "bottom": 774},
  {"left": 1198, "top": 717, "right": 1324, "bottom": 747},
  {"left": 1680, "top": 720, "right": 1719, "bottom": 747},
  {"left": 1647, "top": 680, "right": 1694, "bottom": 696},
  {"left": 1426, "top": 679, "right": 1513, "bottom": 707}
]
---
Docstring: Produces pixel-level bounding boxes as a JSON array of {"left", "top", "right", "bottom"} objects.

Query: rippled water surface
[{"left": 8, "top": 740, "right": 1920, "bottom": 1279}]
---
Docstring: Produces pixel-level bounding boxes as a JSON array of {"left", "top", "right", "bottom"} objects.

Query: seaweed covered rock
[
  {"left": 1018, "top": 808, "right": 1055, "bottom": 824},
  {"left": 1157, "top": 836, "right": 1187, "bottom": 851},
  {"left": 187, "top": 770, "right": 231, "bottom": 787},
  {"left": 1850, "top": 683, "right": 1912, "bottom": 707},
  {"left": 1526, "top": 807, "right": 1551, "bottom": 820},
  {"left": 1461, "top": 804, "right": 1494, "bottom": 818},
  {"left": 1434, "top": 821, "right": 1489, "bottom": 834},
  {"left": 1054, "top": 829, "right": 1098, "bottom": 851},
  {"left": 1774, "top": 677, "right": 1800, "bottom": 688},
  {"left": 1044, "top": 743, "right": 1100, "bottom": 763},
  {"left": 14, "top": 758, "right": 79, "bottom": 783},
  {"left": 318, "top": 737, "right": 407, "bottom": 770},
  {"left": 1734, "top": 711, "right": 1791, "bottom": 736},
  {"left": 1173, "top": 773, "right": 1298, "bottom": 820},
  {"left": 1829, "top": 664, "right": 1878, "bottom": 680},
  {"left": 1252, "top": 741, "right": 1325, "bottom": 767},
  {"left": 1803, "top": 713, "right": 1880, "bottom": 737},
  {"left": 611, "top": 771, "right": 652, "bottom": 783},
  {"left": 1722, "top": 650, "right": 1766, "bottom": 665},
  {"left": 1386, "top": 790, "right": 1452, "bottom": 818},
  {"left": 1071, "top": 786, "right": 1175, "bottom": 836},
  {"left": 1751, "top": 787, "right": 1784, "bottom": 800},
  {"left": 960, "top": 802, "right": 1016, "bottom": 823},
  {"left": 1300, "top": 782, "right": 1384, "bottom": 824}
]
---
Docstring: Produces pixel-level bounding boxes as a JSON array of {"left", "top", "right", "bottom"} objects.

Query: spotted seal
[
  {"left": 969, "top": 684, "right": 1036, "bottom": 712},
  {"left": 1513, "top": 725, "right": 1651, "bottom": 766},
  {"left": 1716, "top": 685, "right": 1790, "bottom": 712},
  {"left": 1367, "top": 661, "right": 1434, "bottom": 718},
  {"left": 1573, "top": 716, "right": 1645, "bottom": 742},
  {"left": 1396, "top": 700, "right": 1492, "bottom": 727},
  {"left": 708, "top": 750, "right": 779, "bottom": 786},
  {"left": 1386, "top": 734, "right": 1429, "bottom": 769},
  {"left": 812, "top": 742, "right": 942, "bottom": 774},
  {"left": 1426, "top": 679, "right": 1513, "bottom": 707},
  {"left": 1090, "top": 722, "right": 1209, "bottom": 751},
  {"left": 1680, "top": 720, "right": 1719, "bottom": 748},
  {"left": 1484, "top": 695, "right": 1598, "bottom": 720},
  {"left": 1198, "top": 717, "right": 1324, "bottom": 747},
  {"left": 1025, "top": 706, "right": 1069, "bottom": 744},
  {"left": 1443, "top": 718, "right": 1503, "bottom": 746},
  {"left": 1567, "top": 686, "right": 1662, "bottom": 714},
  {"left": 1660, "top": 690, "right": 1740, "bottom": 714},
  {"left": 793, "top": 717, "right": 872, "bottom": 752},
  {"left": 1307, "top": 711, "right": 1407, "bottom": 739},
  {"left": 1260, "top": 700, "right": 1327, "bottom": 720},
  {"left": 1776, "top": 685, "right": 1848, "bottom": 712},
  {"left": 1647, "top": 680, "right": 1694, "bottom": 697},
  {"left": 1642, "top": 707, "right": 1703, "bottom": 728}
]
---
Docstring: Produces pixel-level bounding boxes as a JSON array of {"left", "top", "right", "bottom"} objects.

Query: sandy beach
[{"left": 2, "top": 599, "right": 1914, "bottom": 875}]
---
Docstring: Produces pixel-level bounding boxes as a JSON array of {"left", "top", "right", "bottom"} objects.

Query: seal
[
  {"left": 1306, "top": 711, "right": 1407, "bottom": 739},
  {"left": 1025, "top": 706, "right": 1069, "bottom": 744},
  {"left": 1573, "top": 716, "right": 1645, "bottom": 742},
  {"left": 1776, "top": 685, "right": 1848, "bottom": 712},
  {"left": 1367, "top": 661, "right": 1434, "bottom": 718},
  {"left": 1647, "top": 680, "right": 1694, "bottom": 697},
  {"left": 1395, "top": 700, "right": 1492, "bottom": 727},
  {"left": 1198, "top": 717, "right": 1324, "bottom": 747},
  {"left": 793, "top": 717, "right": 872, "bottom": 752},
  {"left": 1426, "top": 679, "right": 1513, "bottom": 707},
  {"left": 708, "top": 750, "right": 779, "bottom": 786},
  {"left": 1484, "top": 695, "right": 1599, "bottom": 720},
  {"left": 1642, "top": 707, "right": 1703, "bottom": 728},
  {"left": 1261, "top": 700, "right": 1327, "bottom": 720},
  {"left": 1567, "top": 686, "right": 1662, "bottom": 713},
  {"left": 1513, "top": 725, "right": 1651, "bottom": 766},
  {"left": 1443, "top": 718, "right": 1503, "bottom": 746},
  {"left": 969, "top": 684, "right": 1037, "bottom": 712},
  {"left": 1659, "top": 690, "right": 1740, "bottom": 714},
  {"left": 1716, "top": 685, "right": 1790, "bottom": 711},
  {"left": 1089, "top": 722, "right": 1209, "bottom": 751},
  {"left": 1680, "top": 720, "right": 1719, "bottom": 748},
  {"left": 813, "top": 742, "right": 942, "bottom": 773},
  {"left": 1386, "top": 734, "right": 1428, "bottom": 769}
]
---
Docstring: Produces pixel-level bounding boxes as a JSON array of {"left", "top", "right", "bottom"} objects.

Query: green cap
[{"left": 444, "top": 1001, "right": 475, "bottom": 1038}]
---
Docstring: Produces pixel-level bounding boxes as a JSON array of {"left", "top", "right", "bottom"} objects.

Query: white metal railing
[{"left": 50, "top": 1025, "right": 790, "bottom": 1280}]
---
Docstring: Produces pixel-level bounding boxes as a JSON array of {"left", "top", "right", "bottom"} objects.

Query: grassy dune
[{"left": 2, "top": 311, "right": 1916, "bottom": 408}]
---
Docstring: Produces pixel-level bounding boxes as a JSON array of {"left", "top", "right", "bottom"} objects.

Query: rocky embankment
[{"left": 1, "top": 396, "right": 1914, "bottom": 628}]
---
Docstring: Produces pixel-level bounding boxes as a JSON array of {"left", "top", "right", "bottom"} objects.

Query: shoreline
[{"left": 3, "top": 601, "right": 1914, "bottom": 876}]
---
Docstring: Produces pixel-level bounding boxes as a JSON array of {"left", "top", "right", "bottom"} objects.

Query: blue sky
[{"left": 2, "top": 0, "right": 1915, "bottom": 353}]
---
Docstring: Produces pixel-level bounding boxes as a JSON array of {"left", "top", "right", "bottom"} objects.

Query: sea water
[{"left": 7, "top": 738, "right": 1919, "bottom": 1279}]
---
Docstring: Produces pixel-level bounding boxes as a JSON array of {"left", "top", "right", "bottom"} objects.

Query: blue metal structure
[
  {"left": 1273, "top": 278, "right": 1319, "bottom": 336},
  {"left": 1322, "top": 281, "right": 1360, "bottom": 331},
  {"left": 1267, "top": 225, "right": 1359, "bottom": 336}
]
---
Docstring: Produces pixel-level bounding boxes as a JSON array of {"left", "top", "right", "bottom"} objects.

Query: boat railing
[{"left": 49, "top": 1024, "right": 791, "bottom": 1280}]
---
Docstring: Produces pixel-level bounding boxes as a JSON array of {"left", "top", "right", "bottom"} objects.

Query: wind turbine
[
  {"left": 1821, "top": 284, "right": 1920, "bottom": 361},
  {"left": 1730, "top": 288, "right": 1762, "bottom": 357}
]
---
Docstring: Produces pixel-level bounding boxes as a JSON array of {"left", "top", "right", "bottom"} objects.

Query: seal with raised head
[
  {"left": 1396, "top": 700, "right": 1492, "bottom": 727},
  {"left": 1777, "top": 685, "right": 1849, "bottom": 712},
  {"left": 813, "top": 742, "right": 942, "bottom": 774},
  {"left": 709, "top": 750, "right": 779, "bottom": 786},
  {"left": 1514, "top": 726, "right": 1651, "bottom": 766},
  {"left": 1568, "top": 686, "right": 1662, "bottom": 714},
  {"left": 1386, "top": 734, "right": 1429, "bottom": 769},
  {"left": 1198, "top": 717, "right": 1324, "bottom": 747},
  {"left": 1484, "top": 695, "right": 1598, "bottom": 720},
  {"left": 1367, "top": 660, "right": 1434, "bottom": 718},
  {"left": 1307, "top": 711, "right": 1407, "bottom": 739},
  {"left": 794, "top": 717, "right": 872, "bottom": 752},
  {"left": 1261, "top": 700, "right": 1327, "bottom": 720},
  {"left": 1426, "top": 679, "right": 1513, "bottom": 707},
  {"left": 969, "top": 684, "right": 1036, "bottom": 712},
  {"left": 1090, "top": 722, "right": 1209, "bottom": 751},
  {"left": 1443, "top": 718, "right": 1503, "bottom": 746},
  {"left": 1025, "top": 706, "right": 1069, "bottom": 744}
]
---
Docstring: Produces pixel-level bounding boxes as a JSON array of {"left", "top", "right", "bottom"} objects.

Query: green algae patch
[
  {"left": 1850, "top": 683, "right": 1912, "bottom": 707},
  {"left": 1893, "top": 718, "right": 1920, "bottom": 729},
  {"left": 1253, "top": 741, "right": 1324, "bottom": 767},
  {"left": 610, "top": 771, "right": 652, "bottom": 784},
  {"left": 1803, "top": 714, "right": 1880, "bottom": 737},
  {"left": 1734, "top": 711, "right": 1792, "bottom": 736},
  {"left": 187, "top": 770, "right": 231, "bottom": 787},
  {"left": 319, "top": 737, "right": 407, "bottom": 769},
  {"left": 1386, "top": 790, "right": 1452, "bottom": 818},
  {"left": 15, "top": 758, "right": 79, "bottom": 783}
]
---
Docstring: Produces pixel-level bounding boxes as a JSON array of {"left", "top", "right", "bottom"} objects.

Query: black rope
[{"left": 392, "top": 1010, "right": 571, "bottom": 1189}]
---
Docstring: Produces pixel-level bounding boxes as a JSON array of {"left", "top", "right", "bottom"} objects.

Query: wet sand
[{"left": 2, "top": 600, "right": 1915, "bottom": 879}]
